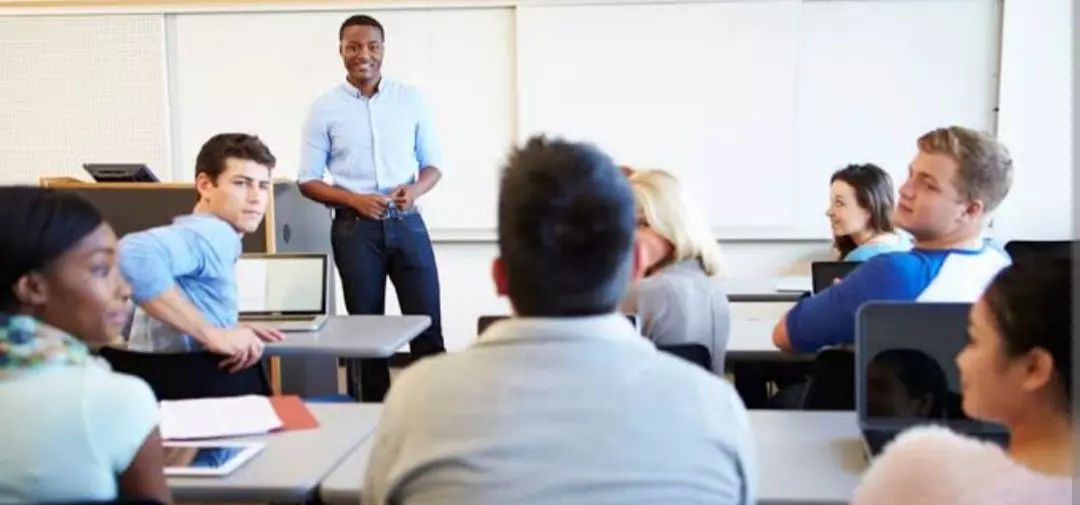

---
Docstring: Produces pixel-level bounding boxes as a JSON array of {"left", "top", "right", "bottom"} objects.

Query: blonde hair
[
  {"left": 630, "top": 169, "right": 724, "bottom": 277},
  {"left": 917, "top": 126, "right": 1013, "bottom": 213}
]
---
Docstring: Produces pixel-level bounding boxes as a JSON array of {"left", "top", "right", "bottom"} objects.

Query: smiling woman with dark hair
[
  {"left": 826, "top": 163, "right": 910, "bottom": 261},
  {"left": 0, "top": 186, "right": 170, "bottom": 504}
]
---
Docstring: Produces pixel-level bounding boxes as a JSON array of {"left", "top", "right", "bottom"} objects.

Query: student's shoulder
[
  {"left": 854, "top": 425, "right": 1009, "bottom": 504},
  {"left": 81, "top": 364, "right": 157, "bottom": 410}
]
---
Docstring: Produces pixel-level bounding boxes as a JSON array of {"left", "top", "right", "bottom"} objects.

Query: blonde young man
[{"left": 773, "top": 126, "right": 1013, "bottom": 353}]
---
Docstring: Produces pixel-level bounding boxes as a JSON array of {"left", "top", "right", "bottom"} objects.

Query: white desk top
[
  {"left": 753, "top": 410, "right": 866, "bottom": 505},
  {"left": 318, "top": 410, "right": 865, "bottom": 505},
  {"left": 320, "top": 434, "right": 376, "bottom": 505},
  {"left": 265, "top": 315, "right": 431, "bottom": 358},
  {"left": 168, "top": 403, "right": 382, "bottom": 503}
]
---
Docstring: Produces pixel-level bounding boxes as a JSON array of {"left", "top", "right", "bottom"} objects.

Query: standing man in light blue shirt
[{"left": 298, "top": 14, "right": 444, "bottom": 401}]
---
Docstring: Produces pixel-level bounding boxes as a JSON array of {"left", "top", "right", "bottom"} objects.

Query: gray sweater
[
  {"left": 361, "top": 315, "right": 756, "bottom": 505},
  {"left": 623, "top": 259, "right": 732, "bottom": 374}
]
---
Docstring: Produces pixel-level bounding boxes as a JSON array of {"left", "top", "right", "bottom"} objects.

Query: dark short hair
[
  {"left": 194, "top": 133, "right": 276, "bottom": 184},
  {"left": 982, "top": 255, "right": 1073, "bottom": 411},
  {"left": 339, "top": 14, "right": 384, "bottom": 41},
  {"left": 917, "top": 126, "right": 1013, "bottom": 213},
  {"left": 0, "top": 186, "right": 105, "bottom": 311},
  {"left": 497, "top": 136, "right": 636, "bottom": 316},
  {"left": 830, "top": 163, "right": 897, "bottom": 258}
]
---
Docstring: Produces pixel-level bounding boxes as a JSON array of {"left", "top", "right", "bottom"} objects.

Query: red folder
[{"left": 268, "top": 395, "right": 320, "bottom": 432}]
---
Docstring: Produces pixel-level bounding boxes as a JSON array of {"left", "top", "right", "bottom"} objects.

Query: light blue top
[
  {"left": 787, "top": 244, "right": 1011, "bottom": 353},
  {"left": 298, "top": 79, "right": 443, "bottom": 195},
  {"left": 118, "top": 213, "right": 242, "bottom": 352},
  {"left": 843, "top": 236, "right": 913, "bottom": 262},
  {"left": 0, "top": 364, "right": 159, "bottom": 503},
  {"left": 363, "top": 314, "right": 756, "bottom": 505}
]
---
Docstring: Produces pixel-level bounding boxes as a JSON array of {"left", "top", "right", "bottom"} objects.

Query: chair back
[
  {"left": 657, "top": 343, "right": 711, "bottom": 371},
  {"left": 1003, "top": 240, "right": 1074, "bottom": 262},
  {"left": 799, "top": 347, "right": 855, "bottom": 410},
  {"left": 98, "top": 347, "right": 271, "bottom": 400}
]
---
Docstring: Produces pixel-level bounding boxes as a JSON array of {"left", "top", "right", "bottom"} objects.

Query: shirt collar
[
  {"left": 476, "top": 313, "right": 650, "bottom": 350},
  {"left": 341, "top": 77, "right": 390, "bottom": 98}
]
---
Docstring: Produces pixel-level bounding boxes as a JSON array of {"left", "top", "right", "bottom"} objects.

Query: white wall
[
  {"left": 992, "top": 0, "right": 1075, "bottom": 241},
  {"left": 339, "top": 241, "right": 831, "bottom": 351}
]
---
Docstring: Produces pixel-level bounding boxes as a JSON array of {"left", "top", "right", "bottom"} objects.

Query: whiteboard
[
  {"left": 516, "top": 0, "right": 999, "bottom": 239},
  {"left": 170, "top": 8, "right": 516, "bottom": 233},
  {"left": 517, "top": 0, "right": 801, "bottom": 234},
  {"left": 792, "top": 0, "right": 999, "bottom": 237},
  {"left": 992, "top": 0, "right": 1074, "bottom": 241},
  {"left": 0, "top": 14, "right": 170, "bottom": 184}
]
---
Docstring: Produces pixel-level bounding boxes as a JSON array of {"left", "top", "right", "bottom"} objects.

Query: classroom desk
[
  {"left": 722, "top": 277, "right": 809, "bottom": 303},
  {"left": 726, "top": 315, "right": 813, "bottom": 362},
  {"left": 265, "top": 315, "right": 431, "bottom": 358},
  {"left": 265, "top": 315, "right": 430, "bottom": 402},
  {"left": 317, "top": 410, "right": 866, "bottom": 505},
  {"left": 320, "top": 434, "right": 376, "bottom": 504},
  {"left": 168, "top": 403, "right": 382, "bottom": 503},
  {"left": 754, "top": 411, "right": 866, "bottom": 505}
]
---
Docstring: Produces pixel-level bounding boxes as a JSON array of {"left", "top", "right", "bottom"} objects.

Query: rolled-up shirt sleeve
[
  {"left": 414, "top": 95, "right": 443, "bottom": 169},
  {"left": 298, "top": 106, "right": 331, "bottom": 183}
]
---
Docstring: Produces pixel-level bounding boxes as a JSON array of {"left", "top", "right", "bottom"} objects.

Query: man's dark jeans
[{"left": 331, "top": 208, "right": 444, "bottom": 401}]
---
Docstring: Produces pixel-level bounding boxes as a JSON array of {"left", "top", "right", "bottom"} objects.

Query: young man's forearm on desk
[{"left": 137, "top": 288, "right": 217, "bottom": 345}]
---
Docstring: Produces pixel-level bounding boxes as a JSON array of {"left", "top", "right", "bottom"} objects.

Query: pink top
[{"left": 852, "top": 426, "right": 1072, "bottom": 505}]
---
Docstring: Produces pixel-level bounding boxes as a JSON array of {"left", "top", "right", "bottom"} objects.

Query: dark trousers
[{"left": 331, "top": 209, "right": 444, "bottom": 402}]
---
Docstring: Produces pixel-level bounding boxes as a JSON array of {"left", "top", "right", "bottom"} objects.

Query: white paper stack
[{"left": 159, "top": 395, "right": 283, "bottom": 440}]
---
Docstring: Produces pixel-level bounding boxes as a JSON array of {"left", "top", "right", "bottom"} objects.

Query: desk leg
[{"left": 346, "top": 357, "right": 391, "bottom": 402}]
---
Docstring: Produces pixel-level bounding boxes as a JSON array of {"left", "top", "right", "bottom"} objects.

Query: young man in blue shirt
[
  {"left": 773, "top": 126, "right": 1013, "bottom": 353},
  {"left": 120, "top": 133, "right": 284, "bottom": 374}
]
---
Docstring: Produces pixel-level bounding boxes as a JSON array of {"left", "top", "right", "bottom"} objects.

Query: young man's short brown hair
[
  {"left": 195, "top": 133, "right": 277, "bottom": 182},
  {"left": 917, "top": 126, "right": 1013, "bottom": 213}
]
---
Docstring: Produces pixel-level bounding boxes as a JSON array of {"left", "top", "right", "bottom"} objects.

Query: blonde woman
[{"left": 622, "top": 169, "right": 730, "bottom": 373}]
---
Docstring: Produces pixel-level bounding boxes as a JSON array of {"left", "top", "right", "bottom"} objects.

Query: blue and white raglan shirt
[{"left": 785, "top": 245, "right": 1011, "bottom": 353}]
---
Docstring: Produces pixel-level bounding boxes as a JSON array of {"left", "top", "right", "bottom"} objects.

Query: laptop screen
[
  {"left": 857, "top": 302, "right": 986, "bottom": 423},
  {"left": 236, "top": 255, "right": 326, "bottom": 315},
  {"left": 810, "top": 261, "right": 860, "bottom": 294}
]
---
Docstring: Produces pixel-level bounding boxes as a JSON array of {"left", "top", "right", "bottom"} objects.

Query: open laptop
[
  {"left": 236, "top": 253, "right": 329, "bottom": 332},
  {"left": 810, "top": 261, "right": 861, "bottom": 294},
  {"left": 855, "top": 301, "right": 1009, "bottom": 458}
]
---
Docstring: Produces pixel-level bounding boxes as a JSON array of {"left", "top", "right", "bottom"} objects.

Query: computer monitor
[
  {"left": 235, "top": 253, "right": 328, "bottom": 316},
  {"left": 82, "top": 163, "right": 160, "bottom": 182}
]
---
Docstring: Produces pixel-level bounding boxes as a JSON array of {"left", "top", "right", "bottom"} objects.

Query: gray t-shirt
[{"left": 623, "top": 259, "right": 732, "bottom": 373}]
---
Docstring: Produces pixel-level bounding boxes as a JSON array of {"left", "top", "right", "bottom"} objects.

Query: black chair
[
  {"left": 98, "top": 347, "right": 272, "bottom": 400},
  {"left": 799, "top": 347, "right": 855, "bottom": 411},
  {"left": 810, "top": 261, "right": 861, "bottom": 294},
  {"left": 657, "top": 343, "right": 711, "bottom": 371},
  {"left": 1003, "top": 240, "right": 1074, "bottom": 262}
]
